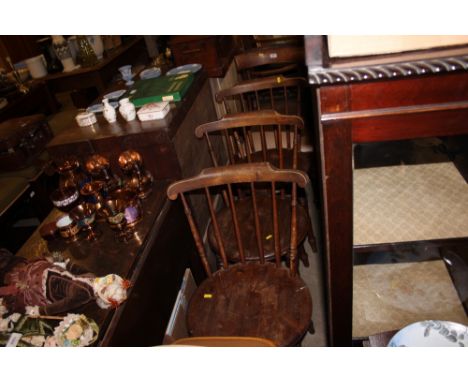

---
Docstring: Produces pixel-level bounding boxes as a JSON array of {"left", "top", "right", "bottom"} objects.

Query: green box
[{"left": 128, "top": 73, "right": 194, "bottom": 107}]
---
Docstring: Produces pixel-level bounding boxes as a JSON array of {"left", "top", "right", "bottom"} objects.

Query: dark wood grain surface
[
  {"left": 46, "top": 71, "right": 210, "bottom": 185},
  {"left": 15, "top": 181, "right": 171, "bottom": 337},
  {"left": 187, "top": 262, "right": 312, "bottom": 346}
]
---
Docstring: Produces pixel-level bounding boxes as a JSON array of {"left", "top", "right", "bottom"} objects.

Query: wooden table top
[
  {"left": 47, "top": 70, "right": 207, "bottom": 148},
  {"left": 15, "top": 180, "right": 172, "bottom": 343}
]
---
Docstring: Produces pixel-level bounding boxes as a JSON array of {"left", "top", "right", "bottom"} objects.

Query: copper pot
[
  {"left": 85, "top": 154, "right": 121, "bottom": 192},
  {"left": 109, "top": 189, "right": 142, "bottom": 227},
  {"left": 50, "top": 186, "right": 80, "bottom": 212},
  {"left": 80, "top": 181, "right": 107, "bottom": 221},
  {"left": 56, "top": 214, "right": 80, "bottom": 242},
  {"left": 85, "top": 154, "right": 110, "bottom": 176},
  {"left": 118, "top": 150, "right": 143, "bottom": 173}
]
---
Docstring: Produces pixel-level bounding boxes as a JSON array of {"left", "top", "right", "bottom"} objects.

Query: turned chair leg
[
  {"left": 307, "top": 213, "right": 317, "bottom": 253},
  {"left": 298, "top": 243, "right": 309, "bottom": 268},
  {"left": 308, "top": 320, "right": 315, "bottom": 335}
]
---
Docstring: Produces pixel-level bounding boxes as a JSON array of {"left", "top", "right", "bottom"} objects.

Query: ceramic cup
[{"left": 56, "top": 214, "right": 80, "bottom": 242}]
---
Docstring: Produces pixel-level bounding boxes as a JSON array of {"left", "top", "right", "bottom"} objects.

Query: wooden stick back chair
[
  {"left": 195, "top": 110, "right": 317, "bottom": 262},
  {"left": 216, "top": 75, "right": 307, "bottom": 117},
  {"left": 195, "top": 110, "right": 304, "bottom": 170},
  {"left": 167, "top": 162, "right": 313, "bottom": 346}
]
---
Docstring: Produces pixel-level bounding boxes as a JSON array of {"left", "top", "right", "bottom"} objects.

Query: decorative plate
[
  {"left": 166, "top": 63, "right": 202, "bottom": 76},
  {"left": 86, "top": 101, "right": 118, "bottom": 113},
  {"left": 53, "top": 314, "right": 99, "bottom": 347},
  {"left": 140, "top": 67, "right": 162, "bottom": 80},
  {"left": 103, "top": 89, "right": 126, "bottom": 100},
  {"left": 388, "top": 320, "right": 468, "bottom": 347}
]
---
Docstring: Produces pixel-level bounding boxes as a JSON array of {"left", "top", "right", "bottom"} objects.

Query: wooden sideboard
[{"left": 16, "top": 71, "right": 225, "bottom": 346}]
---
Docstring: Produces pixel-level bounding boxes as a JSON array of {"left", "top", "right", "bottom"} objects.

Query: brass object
[
  {"left": 69, "top": 203, "right": 101, "bottom": 241},
  {"left": 109, "top": 189, "right": 142, "bottom": 228},
  {"left": 101, "top": 198, "right": 133, "bottom": 242},
  {"left": 56, "top": 214, "right": 80, "bottom": 242},
  {"left": 85, "top": 154, "right": 121, "bottom": 192},
  {"left": 118, "top": 150, "right": 153, "bottom": 199},
  {"left": 50, "top": 186, "right": 80, "bottom": 212},
  {"left": 118, "top": 150, "right": 143, "bottom": 172},
  {"left": 56, "top": 157, "right": 89, "bottom": 190},
  {"left": 80, "top": 181, "right": 107, "bottom": 222},
  {"left": 6, "top": 56, "right": 29, "bottom": 94}
]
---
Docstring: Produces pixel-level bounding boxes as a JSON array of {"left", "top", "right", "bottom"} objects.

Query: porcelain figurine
[
  {"left": 0, "top": 249, "right": 130, "bottom": 316},
  {"left": 118, "top": 98, "right": 136, "bottom": 121},
  {"left": 103, "top": 98, "right": 117, "bottom": 123}
]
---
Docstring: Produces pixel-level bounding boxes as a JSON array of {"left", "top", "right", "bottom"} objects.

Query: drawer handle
[{"left": 181, "top": 48, "right": 202, "bottom": 54}]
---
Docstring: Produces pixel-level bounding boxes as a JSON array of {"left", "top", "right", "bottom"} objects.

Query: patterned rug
[
  {"left": 353, "top": 260, "right": 468, "bottom": 337},
  {"left": 354, "top": 162, "right": 468, "bottom": 245}
]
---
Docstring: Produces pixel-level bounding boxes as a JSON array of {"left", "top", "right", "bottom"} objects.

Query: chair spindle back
[
  {"left": 167, "top": 163, "right": 309, "bottom": 277},
  {"left": 216, "top": 75, "right": 307, "bottom": 117},
  {"left": 195, "top": 110, "right": 304, "bottom": 172}
]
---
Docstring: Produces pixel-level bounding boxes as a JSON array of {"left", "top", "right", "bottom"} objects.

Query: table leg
[{"left": 318, "top": 118, "right": 353, "bottom": 346}]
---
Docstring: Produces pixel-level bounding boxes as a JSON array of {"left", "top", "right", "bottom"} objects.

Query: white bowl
[{"left": 388, "top": 320, "right": 468, "bottom": 347}]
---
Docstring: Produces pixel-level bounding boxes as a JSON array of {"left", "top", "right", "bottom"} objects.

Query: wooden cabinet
[{"left": 169, "top": 36, "right": 237, "bottom": 78}]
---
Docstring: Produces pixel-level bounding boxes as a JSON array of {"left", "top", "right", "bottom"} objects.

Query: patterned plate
[
  {"left": 166, "top": 63, "right": 202, "bottom": 76},
  {"left": 103, "top": 89, "right": 126, "bottom": 100},
  {"left": 86, "top": 101, "right": 118, "bottom": 113},
  {"left": 388, "top": 320, "right": 468, "bottom": 347}
]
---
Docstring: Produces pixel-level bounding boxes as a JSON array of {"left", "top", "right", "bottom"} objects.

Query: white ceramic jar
[
  {"left": 118, "top": 98, "right": 136, "bottom": 121},
  {"left": 103, "top": 98, "right": 117, "bottom": 123}
]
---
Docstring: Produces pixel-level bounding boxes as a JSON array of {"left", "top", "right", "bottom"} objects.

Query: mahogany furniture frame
[{"left": 305, "top": 36, "right": 468, "bottom": 346}]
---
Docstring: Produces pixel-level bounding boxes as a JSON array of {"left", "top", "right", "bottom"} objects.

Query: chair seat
[
  {"left": 208, "top": 195, "right": 309, "bottom": 262},
  {"left": 239, "top": 149, "right": 312, "bottom": 175},
  {"left": 187, "top": 262, "right": 312, "bottom": 346}
]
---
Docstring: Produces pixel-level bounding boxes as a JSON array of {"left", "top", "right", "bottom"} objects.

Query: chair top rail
[
  {"left": 215, "top": 75, "right": 307, "bottom": 102},
  {"left": 195, "top": 110, "right": 304, "bottom": 138},
  {"left": 167, "top": 162, "right": 309, "bottom": 200}
]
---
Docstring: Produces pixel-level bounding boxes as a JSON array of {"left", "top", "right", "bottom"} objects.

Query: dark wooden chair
[
  {"left": 195, "top": 109, "right": 310, "bottom": 179},
  {"left": 215, "top": 75, "right": 317, "bottom": 200},
  {"left": 216, "top": 75, "right": 307, "bottom": 117},
  {"left": 195, "top": 110, "right": 317, "bottom": 260},
  {"left": 234, "top": 45, "right": 306, "bottom": 80},
  {"left": 167, "top": 162, "right": 313, "bottom": 346}
]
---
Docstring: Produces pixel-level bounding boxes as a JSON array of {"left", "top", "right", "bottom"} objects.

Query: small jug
[
  {"left": 103, "top": 98, "right": 117, "bottom": 123},
  {"left": 118, "top": 98, "right": 136, "bottom": 122},
  {"left": 118, "top": 65, "right": 133, "bottom": 85}
]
